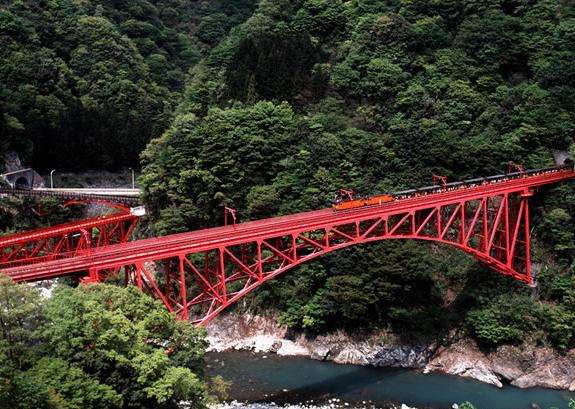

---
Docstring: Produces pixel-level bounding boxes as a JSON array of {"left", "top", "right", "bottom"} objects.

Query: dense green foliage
[
  {"left": 0, "top": 0, "right": 256, "bottom": 171},
  {"left": 2, "top": 0, "right": 575, "bottom": 361},
  {"left": 0, "top": 277, "right": 207, "bottom": 408},
  {"left": 0, "top": 196, "right": 84, "bottom": 237},
  {"left": 140, "top": 0, "right": 575, "bottom": 348}
]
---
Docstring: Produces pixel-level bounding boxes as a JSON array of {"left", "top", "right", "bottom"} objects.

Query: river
[{"left": 206, "top": 351, "right": 575, "bottom": 409}]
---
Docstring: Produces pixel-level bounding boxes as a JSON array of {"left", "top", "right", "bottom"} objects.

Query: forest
[
  {"left": 1, "top": 0, "right": 575, "bottom": 407},
  {"left": 0, "top": 0, "right": 257, "bottom": 169},
  {"left": 139, "top": 0, "right": 575, "bottom": 347}
]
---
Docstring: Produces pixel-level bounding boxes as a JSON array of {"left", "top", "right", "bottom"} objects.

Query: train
[
  {"left": 332, "top": 163, "right": 574, "bottom": 211},
  {"left": 333, "top": 193, "right": 395, "bottom": 210}
]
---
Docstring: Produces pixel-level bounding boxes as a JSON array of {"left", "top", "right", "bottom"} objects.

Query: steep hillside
[
  {"left": 0, "top": 0, "right": 256, "bottom": 170},
  {"left": 140, "top": 0, "right": 575, "bottom": 348}
]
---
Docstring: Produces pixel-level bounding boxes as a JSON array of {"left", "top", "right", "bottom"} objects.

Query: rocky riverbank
[
  {"left": 206, "top": 313, "right": 575, "bottom": 391},
  {"left": 210, "top": 401, "right": 419, "bottom": 409}
]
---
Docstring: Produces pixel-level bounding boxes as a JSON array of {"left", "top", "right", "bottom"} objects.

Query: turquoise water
[{"left": 206, "top": 351, "right": 575, "bottom": 409}]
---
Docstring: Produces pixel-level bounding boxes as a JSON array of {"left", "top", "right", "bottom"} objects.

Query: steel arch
[
  {"left": 86, "top": 188, "right": 534, "bottom": 326},
  {"left": 2, "top": 167, "right": 574, "bottom": 326}
]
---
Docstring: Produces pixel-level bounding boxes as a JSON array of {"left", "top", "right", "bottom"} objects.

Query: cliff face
[
  {"left": 206, "top": 313, "right": 433, "bottom": 367},
  {"left": 206, "top": 313, "right": 575, "bottom": 391}
]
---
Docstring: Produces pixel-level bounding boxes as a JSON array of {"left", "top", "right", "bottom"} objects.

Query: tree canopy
[
  {"left": 0, "top": 276, "right": 207, "bottom": 409},
  {"left": 0, "top": 0, "right": 257, "bottom": 171}
]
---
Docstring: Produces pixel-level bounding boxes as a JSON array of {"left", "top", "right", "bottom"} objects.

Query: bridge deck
[
  {"left": 3, "top": 169, "right": 574, "bottom": 282},
  {"left": 0, "top": 212, "right": 137, "bottom": 246}
]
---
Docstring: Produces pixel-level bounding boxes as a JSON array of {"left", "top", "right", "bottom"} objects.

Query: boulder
[
  {"left": 310, "top": 345, "right": 331, "bottom": 361},
  {"left": 270, "top": 340, "right": 282, "bottom": 353},
  {"left": 276, "top": 340, "right": 308, "bottom": 356},
  {"left": 425, "top": 340, "right": 502, "bottom": 387},
  {"left": 333, "top": 346, "right": 370, "bottom": 365}
]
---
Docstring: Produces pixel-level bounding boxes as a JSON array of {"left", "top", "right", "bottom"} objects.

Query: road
[{"left": 35, "top": 188, "right": 141, "bottom": 197}]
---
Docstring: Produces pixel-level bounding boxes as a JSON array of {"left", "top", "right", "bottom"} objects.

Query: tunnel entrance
[{"left": 14, "top": 176, "right": 30, "bottom": 189}]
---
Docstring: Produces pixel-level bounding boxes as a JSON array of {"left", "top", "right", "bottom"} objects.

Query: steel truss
[
  {"left": 85, "top": 189, "right": 534, "bottom": 326},
  {"left": 4, "top": 168, "right": 574, "bottom": 326},
  {"left": 0, "top": 210, "right": 139, "bottom": 269}
]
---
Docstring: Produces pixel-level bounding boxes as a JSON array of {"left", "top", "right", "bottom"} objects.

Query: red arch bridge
[{"left": 1, "top": 167, "right": 574, "bottom": 326}]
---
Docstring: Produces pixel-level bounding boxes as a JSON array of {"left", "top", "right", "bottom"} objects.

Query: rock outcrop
[
  {"left": 3, "top": 151, "right": 22, "bottom": 173},
  {"left": 207, "top": 313, "right": 433, "bottom": 369},
  {"left": 492, "top": 345, "right": 575, "bottom": 390},
  {"left": 371, "top": 346, "right": 432, "bottom": 368},
  {"left": 424, "top": 340, "right": 575, "bottom": 390},
  {"left": 424, "top": 340, "right": 503, "bottom": 387},
  {"left": 207, "top": 313, "right": 575, "bottom": 391}
]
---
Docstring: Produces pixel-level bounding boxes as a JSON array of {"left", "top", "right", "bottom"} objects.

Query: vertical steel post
[
  {"left": 136, "top": 264, "right": 143, "bottom": 289},
  {"left": 437, "top": 206, "right": 442, "bottom": 236},
  {"left": 504, "top": 194, "right": 510, "bottom": 263},
  {"left": 178, "top": 256, "right": 189, "bottom": 320},
  {"left": 460, "top": 201, "right": 465, "bottom": 243},
  {"left": 524, "top": 195, "right": 532, "bottom": 284},
  {"left": 257, "top": 240, "right": 263, "bottom": 278},
  {"left": 219, "top": 248, "right": 227, "bottom": 303},
  {"left": 482, "top": 198, "right": 488, "bottom": 252}
]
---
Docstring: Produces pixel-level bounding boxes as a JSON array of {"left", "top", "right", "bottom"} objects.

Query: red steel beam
[{"left": 0, "top": 211, "right": 139, "bottom": 269}]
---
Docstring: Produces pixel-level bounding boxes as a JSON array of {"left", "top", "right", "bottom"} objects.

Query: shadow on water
[{"left": 256, "top": 366, "right": 397, "bottom": 405}]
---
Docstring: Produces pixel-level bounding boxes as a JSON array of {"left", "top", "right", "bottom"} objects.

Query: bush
[
  {"left": 467, "top": 294, "right": 536, "bottom": 346},
  {"left": 0, "top": 277, "right": 208, "bottom": 409}
]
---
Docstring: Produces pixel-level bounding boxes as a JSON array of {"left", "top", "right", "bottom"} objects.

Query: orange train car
[{"left": 333, "top": 193, "right": 394, "bottom": 211}]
